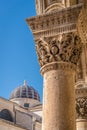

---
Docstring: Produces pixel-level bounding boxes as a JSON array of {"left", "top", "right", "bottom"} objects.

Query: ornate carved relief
[
  {"left": 26, "top": 4, "right": 82, "bottom": 39},
  {"left": 76, "top": 97, "right": 87, "bottom": 119},
  {"left": 35, "top": 32, "right": 82, "bottom": 67},
  {"left": 78, "top": 5, "right": 87, "bottom": 44},
  {"left": 76, "top": 58, "right": 83, "bottom": 81}
]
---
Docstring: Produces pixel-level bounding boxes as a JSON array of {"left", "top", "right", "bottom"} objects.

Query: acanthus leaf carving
[
  {"left": 76, "top": 97, "right": 87, "bottom": 119},
  {"left": 35, "top": 32, "right": 82, "bottom": 68}
]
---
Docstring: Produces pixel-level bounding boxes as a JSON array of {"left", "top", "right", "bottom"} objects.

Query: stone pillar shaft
[
  {"left": 42, "top": 63, "right": 76, "bottom": 130},
  {"left": 35, "top": 32, "right": 82, "bottom": 130}
]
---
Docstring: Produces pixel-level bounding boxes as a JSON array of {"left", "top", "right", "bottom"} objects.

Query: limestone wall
[
  {"left": 0, "top": 119, "right": 26, "bottom": 130},
  {"left": 16, "top": 110, "right": 32, "bottom": 130},
  {"left": 34, "top": 121, "right": 41, "bottom": 130}
]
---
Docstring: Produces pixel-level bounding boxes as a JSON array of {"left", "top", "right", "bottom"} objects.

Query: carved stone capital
[
  {"left": 35, "top": 32, "right": 82, "bottom": 69},
  {"left": 76, "top": 97, "right": 87, "bottom": 119}
]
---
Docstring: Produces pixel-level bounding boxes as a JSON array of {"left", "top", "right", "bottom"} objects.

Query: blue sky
[{"left": 0, "top": 0, "right": 43, "bottom": 101}]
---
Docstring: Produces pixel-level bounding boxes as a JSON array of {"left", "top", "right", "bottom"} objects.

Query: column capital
[{"left": 35, "top": 32, "right": 82, "bottom": 71}]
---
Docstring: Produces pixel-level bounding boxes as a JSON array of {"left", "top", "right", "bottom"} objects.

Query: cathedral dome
[{"left": 9, "top": 81, "right": 40, "bottom": 101}]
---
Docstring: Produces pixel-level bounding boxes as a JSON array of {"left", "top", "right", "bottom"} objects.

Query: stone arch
[{"left": 0, "top": 109, "right": 13, "bottom": 122}]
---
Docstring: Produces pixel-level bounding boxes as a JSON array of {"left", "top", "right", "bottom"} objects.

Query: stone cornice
[{"left": 26, "top": 4, "right": 83, "bottom": 39}]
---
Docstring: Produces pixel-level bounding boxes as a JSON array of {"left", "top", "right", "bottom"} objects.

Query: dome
[{"left": 9, "top": 81, "right": 40, "bottom": 101}]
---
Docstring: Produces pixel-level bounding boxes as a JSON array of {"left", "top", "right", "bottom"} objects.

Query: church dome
[{"left": 9, "top": 81, "right": 40, "bottom": 101}]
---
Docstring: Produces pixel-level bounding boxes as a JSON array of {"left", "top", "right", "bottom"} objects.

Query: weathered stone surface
[
  {"left": 26, "top": 1, "right": 86, "bottom": 130},
  {"left": 76, "top": 97, "right": 87, "bottom": 119},
  {"left": 35, "top": 0, "right": 82, "bottom": 15},
  {"left": 78, "top": 0, "right": 87, "bottom": 44},
  {"left": 42, "top": 68, "right": 76, "bottom": 130},
  {"left": 26, "top": 4, "right": 82, "bottom": 39},
  {"left": 76, "top": 82, "right": 87, "bottom": 120},
  {"left": 35, "top": 32, "right": 82, "bottom": 68}
]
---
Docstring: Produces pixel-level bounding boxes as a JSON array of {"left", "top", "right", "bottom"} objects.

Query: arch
[{"left": 0, "top": 109, "right": 13, "bottom": 122}]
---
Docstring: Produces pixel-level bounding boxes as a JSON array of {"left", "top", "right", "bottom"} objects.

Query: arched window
[{"left": 0, "top": 109, "right": 13, "bottom": 122}]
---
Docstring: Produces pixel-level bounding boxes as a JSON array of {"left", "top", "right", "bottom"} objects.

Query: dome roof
[{"left": 9, "top": 81, "right": 40, "bottom": 101}]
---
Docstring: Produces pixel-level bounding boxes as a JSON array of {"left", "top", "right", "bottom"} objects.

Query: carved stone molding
[
  {"left": 35, "top": 32, "right": 82, "bottom": 68},
  {"left": 76, "top": 87, "right": 87, "bottom": 99},
  {"left": 40, "top": 62, "right": 76, "bottom": 75},
  {"left": 36, "top": 0, "right": 64, "bottom": 15},
  {"left": 26, "top": 4, "right": 82, "bottom": 39},
  {"left": 78, "top": 8, "right": 87, "bottom": 44},
  {"left": 76, "top": 97, "right": 87, "bottom": 119}
]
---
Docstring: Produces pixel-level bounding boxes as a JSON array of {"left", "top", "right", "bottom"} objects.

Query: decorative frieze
[
  {"left": 26, "top": 4, "right": 82, "bottom": 38},
  {"left": 34, "top": 24, "right": 76, "bottom": 39},
  {"left": 35, "top": 32, "right": 82, "bottom": 68}
]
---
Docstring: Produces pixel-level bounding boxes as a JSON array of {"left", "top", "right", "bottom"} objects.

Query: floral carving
[
  {"left": 35, "top": 32, "right": 82, "bottom": 67},
  {"left": 36, "top": 40, "right": 50, "bottom": 67},
  {"left": 76, "top": 98, "right": 87, "bottom": 119}
]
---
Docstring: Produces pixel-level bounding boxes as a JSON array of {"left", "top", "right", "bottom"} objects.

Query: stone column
[
  {"left": 42, "top": 63, "right": 76, "bottom": 130},
  {"left": 76, "top": 82, "right": 87, "bottom": 130},
  {"left": 35, "top": 32, "right": 82, "bottom": 130}
]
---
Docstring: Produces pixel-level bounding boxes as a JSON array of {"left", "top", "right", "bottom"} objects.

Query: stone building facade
[{"left": 0, "top": 81, "right": 42, "bottom": 130}]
